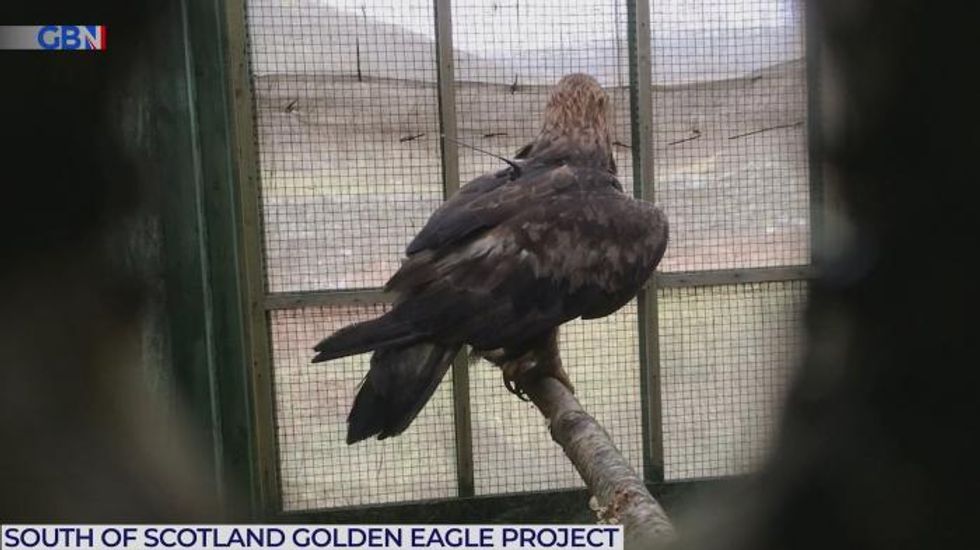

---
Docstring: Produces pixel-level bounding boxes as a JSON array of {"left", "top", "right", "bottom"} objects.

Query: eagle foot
[
  {"left": 500, "top": 357, "right": 575, "bottom": 401},
  {"left": 502, "top": 359, "right": 534, "bottom": 401}
]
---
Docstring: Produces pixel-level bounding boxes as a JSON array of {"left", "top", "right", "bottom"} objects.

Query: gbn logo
[{"left": 37, "top": 25, "right": 105, "bottom": 50}]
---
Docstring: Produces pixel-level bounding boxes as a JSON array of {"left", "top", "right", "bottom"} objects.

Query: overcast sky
[{"left": 319, "top": 0, "right": 801, "bottom": 53}]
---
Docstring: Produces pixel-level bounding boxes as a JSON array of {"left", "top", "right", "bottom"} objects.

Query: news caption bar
[
  {"left": 0, "top": 26, "right": 105, "bottom": 50},
  {"left": 1, "top": 525, "right": 622, "bottom": 550}
]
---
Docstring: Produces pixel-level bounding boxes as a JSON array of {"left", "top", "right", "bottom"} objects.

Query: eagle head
[
  {"left": 543, "top": 73, "right": 610, "bottom": 131},
  {"left": 526, "top": 73, "right": 615, "bottom": 172}
]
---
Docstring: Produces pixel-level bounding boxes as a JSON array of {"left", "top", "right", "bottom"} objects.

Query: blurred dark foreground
[
  {"left": 1, "top": 2, "right": 228, "bottom": 521},
  {"left": 1, "top": 0, "right": 977, "bottom": 546}
]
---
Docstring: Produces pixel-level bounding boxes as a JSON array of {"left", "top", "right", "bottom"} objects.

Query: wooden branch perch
[{"left": 522, "top": 376, "right": 676, "bottom": 548}]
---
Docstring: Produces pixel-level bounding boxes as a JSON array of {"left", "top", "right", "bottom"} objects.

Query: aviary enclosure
[{"left": 226, "top": 0, "right": 816, "bottom": 516}]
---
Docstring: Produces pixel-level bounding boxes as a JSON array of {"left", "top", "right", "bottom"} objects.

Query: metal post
[
  {"left": 628, "top": 0, "right": 665, "bottom": 483},
  {"left": 224, "top": 0, "right": 282, "bottom": 516},
  {"left": 434, "top": 0, "right": 475, "bottom": 498}
]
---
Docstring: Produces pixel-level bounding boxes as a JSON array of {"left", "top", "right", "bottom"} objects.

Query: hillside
[{"left": 248, "top": 0, "right": 803, "bottom": 86}]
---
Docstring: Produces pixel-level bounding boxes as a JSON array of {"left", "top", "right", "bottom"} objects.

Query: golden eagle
[{"left": 313, "top": 74, "right": 668, "bottom": 444}]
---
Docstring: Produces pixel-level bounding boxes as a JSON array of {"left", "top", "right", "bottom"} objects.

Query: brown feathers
[
  {"left": 312, "top": 73, "right": 667, "bottom": 443},
  {"left": 522, "top": 73, "right": 615, "bottom": 172}
]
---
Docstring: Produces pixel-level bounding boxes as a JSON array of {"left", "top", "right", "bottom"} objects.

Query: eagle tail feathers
[
  {"left": 346, "top": 342, "right": 459, "bottom": 444},
  {"left": 311, "top": 314, "right": 420, "bottom": 363}
]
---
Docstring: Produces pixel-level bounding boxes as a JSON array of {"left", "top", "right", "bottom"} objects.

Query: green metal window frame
[{"left": 214, "top": 0, "right": 822, "bottom": 518}]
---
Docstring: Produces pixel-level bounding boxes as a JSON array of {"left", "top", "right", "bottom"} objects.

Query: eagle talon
[
  {"left": 503, "top": 375, "right": 518, "bottom": 397},
  {"left": 502, "top": 360, "right": 533, "bottom": 401},
  {"left": 510, "top": 385, "right": 531, "bottom": 401}
]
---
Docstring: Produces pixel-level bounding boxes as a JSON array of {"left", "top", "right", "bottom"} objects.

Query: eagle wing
[
  {"left": 385, "top": 162, "right": 668, "bottom": 351},
  {"left": 405, "top": 167, "right": 531, "bottom": 255}
]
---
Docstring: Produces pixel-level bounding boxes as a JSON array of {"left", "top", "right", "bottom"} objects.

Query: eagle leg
[
  {"left": 545, "top": 358, "right": 574, "bottom": 394},
  {"left": 498, "top": 329, "right": 574, "bottom": 399},
  {"left": 534, "top": 328, "right": 574, "bottom": 393}
]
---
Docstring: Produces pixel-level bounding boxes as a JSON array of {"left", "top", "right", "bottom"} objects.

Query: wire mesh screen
[
  {"left": 271, "top": 305, "right": 457, "bottom": 510},
  {"left": 659, "top": 281, "right": 807, "bottom": 479},
  {"left": 651, "top": 0, "right": 808, "bottom": 272},
  {"left": 452, "top": 0, "right": 634, "bottom": 192},
  {"left": 241, "top": 0, "right": 811, "bottom": 513},
  {"left": 249, "top": 0, "right": 444, "bottom": 292}
]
